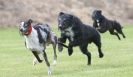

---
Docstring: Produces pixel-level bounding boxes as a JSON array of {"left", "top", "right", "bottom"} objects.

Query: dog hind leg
[
  {"left": 109, "top": 29, "right": 121, "bottom": 40},
  {"left": 114, "top": 22, "right": 126, "bottom": 39},
  {"left": 79, "top": 44, "right": 91, "bottom": 65},
  {"left": 50, "top": 33, "right": 58, "bottom": 65},
  {"left": 93, "top": 40, "right": 104, "bottom": 58},
  {"left": 43, "top": 50, "right": 51, "bottom": 75},
  {"left": 115, "top": 28, "right": 126, "bottom": 38},
  {"left": 52, "top": 43, "right": 57, "bottom": 65}
]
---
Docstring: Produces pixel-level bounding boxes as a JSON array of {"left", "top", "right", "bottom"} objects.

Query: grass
[{"left": 0, "top": 25, "right": 133, "bottom": 77}]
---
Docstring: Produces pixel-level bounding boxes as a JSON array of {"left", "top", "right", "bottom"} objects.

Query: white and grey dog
[{"left": 19, "top": 19, "right": 58, "bottom": 75}]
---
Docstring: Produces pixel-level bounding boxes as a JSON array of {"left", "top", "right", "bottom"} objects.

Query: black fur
[
  {"left": 92, "top": 10, "right": 126, "bottom": 40},
  {"left": 33, "top": 24, "right": 50, "bottom": 43},
  {"left": 58, "top": 12, "right": 104, "bottom": 65}
]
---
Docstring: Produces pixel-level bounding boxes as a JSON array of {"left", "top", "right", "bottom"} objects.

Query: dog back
[{"left": 33, "top": 23, "right": 51, "bottom": 44}]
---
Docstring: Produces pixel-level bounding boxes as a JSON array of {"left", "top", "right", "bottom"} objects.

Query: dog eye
[
  {"left": 65, "top": 20, "right": 70, "bottom": 23},
  {"left": 24, "top": 24, "right": 28, "bottom": 27},
  {"left": 63, "top": 18, "right": 68, "bottom": 21}
]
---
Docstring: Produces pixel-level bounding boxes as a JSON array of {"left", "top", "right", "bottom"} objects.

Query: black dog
[
  {"left": 58, "top": 12, "right": 104, "bottom": 65},
  {"left": 19, "top": 19, "right": 58, "bottom": 75},
  {"left": 92, "top": 10, "right": 126, "bottom": 40}
]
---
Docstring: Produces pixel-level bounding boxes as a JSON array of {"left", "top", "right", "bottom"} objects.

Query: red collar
[{"left": 24, "top": 25, "right": 32, "bottom": 35}]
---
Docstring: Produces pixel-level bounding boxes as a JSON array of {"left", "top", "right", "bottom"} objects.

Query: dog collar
[{"left": 24, "top": 25, "right": 32, "bottom": 35}]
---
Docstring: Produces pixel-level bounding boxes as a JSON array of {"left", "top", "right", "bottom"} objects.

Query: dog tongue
[{"left": 25, "top": 32, "right": 29, "bottom": 35}]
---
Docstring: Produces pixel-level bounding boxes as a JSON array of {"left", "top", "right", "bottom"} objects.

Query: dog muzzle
[{"left": 19, "top": 26, "right": 32, "bottom": 36}]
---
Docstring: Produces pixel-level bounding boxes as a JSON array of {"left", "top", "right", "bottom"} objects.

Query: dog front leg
[
  {"left": 68, "top": 43, "right": 73, "bottom": 56},
  {"left": 93, "top": 21, "right": 98, "bottom": 28},
  {"left": 32, "top": 51, "right": 43, "bottom": 63},
  {"left": 58, "top": 34, "right": 67, "bottom": 52}
]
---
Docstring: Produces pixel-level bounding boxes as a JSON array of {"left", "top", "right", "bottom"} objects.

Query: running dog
[
  {"left": 92, "top": 10, "right": 126, "bottom": 40},
  {"left": 19, "top": 19, "right": 58, "bottom": 75},
  {"left": 58, "top": 12, "right": 104, "bottom": 65}
]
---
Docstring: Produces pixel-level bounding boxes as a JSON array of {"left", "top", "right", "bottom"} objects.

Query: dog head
[
  {"left": 19, "top": 19, "right": 33, "bottom": 35},
  {"left": 58, "top": 12, "right": 74, "bottom": 30},
  {"left": 92, "top": 10, "right": 103, "bottom": 23}
]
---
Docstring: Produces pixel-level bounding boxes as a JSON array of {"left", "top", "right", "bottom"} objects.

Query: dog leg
[
  {"left": 93, "top": 40, "right": 104, "bottom": 58},
  {"left": 58, "top": 34, "right": 67, "bottom": 52},
  {"left": 109, "top": 30, "right": 121, "bottom": 40},
  {"left": 52, "top": 43, "right": 57, "bottom": 65},
  {"left": 33, "top": 58, "right": 38, "bottom": 66},
  {"left": 93, "top": 22, "right": 98, "bottom": 28},
  {"left": 48, "top": 67, "right": 52, "bottom": 75},
  {"left": 121, "top": 32, "right": 126, "bottom": 38},
  {"left": 114, "top": 22, "right": 126, "bottom": 39},
  {"left": 43, "top": 50, "right": 51, "bottom": 75},
  {"left": 32, "top": 53, "right": 44, "bottom": 66},
  {"left": 80, "top": 44, "right": 91, "bottom": 65},
  {"left": 116, "top": 29, "right": 126, "bottom": 38},
  {"left": 58, "top": 42, "right": 68, "bottom": 48},
  {"left": 58, "top": 42, "right": 63, "bottom": 52},
  {"left": 32, "top": 51, "right": 43, "bottom": 63},
  {"left": 51, "top": 35, "right": 58, "bottom": 65},
  {"left": 68, "top": 43, "right": 73, "bottom": 56}
]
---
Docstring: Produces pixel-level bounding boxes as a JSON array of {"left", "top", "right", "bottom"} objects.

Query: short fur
[
  {"left": 92, "top": 10, "right": 126, "bottom": 40},
  {"left": 58, "top": 12, "right": 104, "bottom": 65},
  {"left": 19, "top": 19, "right": 58, "bottom": 75}
]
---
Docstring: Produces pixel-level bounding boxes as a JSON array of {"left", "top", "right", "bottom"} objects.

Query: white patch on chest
[
  {"left": 24, "top": 28, "right": 44, "bottom": 53},
  {"left": 96, "top": 20, "right": 100, "bottom": 26},
  {"left": 63, "top": 27, "right": 74, "bottom": 41}
]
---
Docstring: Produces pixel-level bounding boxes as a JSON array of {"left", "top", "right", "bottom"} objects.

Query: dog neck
[{"left": 24, "top": 25, "right": 32, "bottom": 36}]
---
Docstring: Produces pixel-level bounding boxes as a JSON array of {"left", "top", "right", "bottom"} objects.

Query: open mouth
[
  {"left": 59, "top": 25, "right": 65, "bottom": 30},
  {"left": 19, "top": 30, "right": 27, "bottom": 35},
  {"left": 59, "top": 25, "right": 70, "bottom": 30},
  {"left": 19, "top": 25, "right": 32, "bottom": 36},
  {"left": 19, "top": 28, "right": 30, "bottom": 35}
]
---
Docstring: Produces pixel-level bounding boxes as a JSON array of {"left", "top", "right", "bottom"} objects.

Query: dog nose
[
  {"left": 58, "top": 25, "right": 62, "bottom": 29},
  {"left": 59, "top": 26, "right": 62, "bottom": 29},
  {"left": 20, "top": 29, "right": 23, "bottom": 32}
]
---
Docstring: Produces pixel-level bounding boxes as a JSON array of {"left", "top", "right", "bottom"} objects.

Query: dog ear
[
  {"left": 59, "top": 12, "right": 64, "bottom": 16},
  {"left": 69, "top": 15, "right": 74, "bottom": 20},
  {"left": 99, "top": 10, "right": 102, "bottom": 14},
  {"left": 28, "top": 19, "right": 33, "bottom": 24}
]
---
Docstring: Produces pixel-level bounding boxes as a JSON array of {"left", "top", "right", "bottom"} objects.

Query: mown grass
[{"left": 0, "top": 25, "right": 133, "bottom": 77}]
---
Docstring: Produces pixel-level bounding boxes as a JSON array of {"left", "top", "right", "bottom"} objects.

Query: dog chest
[
  {"left": 24, "top": 30, "right": 44, "bottom": 53},
  {"left": 62, "top": 27, "right": 74, "bottom": 41}
]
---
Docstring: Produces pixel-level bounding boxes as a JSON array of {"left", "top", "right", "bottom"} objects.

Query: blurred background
[{"left": 0, "top": 0, "right": 133, "bottom": 27}]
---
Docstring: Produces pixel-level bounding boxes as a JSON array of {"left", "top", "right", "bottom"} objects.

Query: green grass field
[{"left": 0, "top": 25, "right": 133, "bottom": 77}]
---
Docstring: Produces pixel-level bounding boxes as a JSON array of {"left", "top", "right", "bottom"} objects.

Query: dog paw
[
  {"left": 68, "top": 49, "right": 73, "bottom": 56},
  {"left": 123, "top": 36, "right": 126, "bottom": 38},
  {"left": 33, "top": 59, "right": 38, "bottom": 66},
  {"left": 58, "top": 44, "right": 63, "bottom": 52},
  {"left": 52, "top": 60, "right": 57, "bottom": 65},
  {"left": 48, "top": 67, "right": 52, "bottom": 75},
  {"left": 87, "top": 62, "right": 91, "bottom": 65},
  {"left": 99, "top": 53, "right": 104, "bottom": 58}
]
